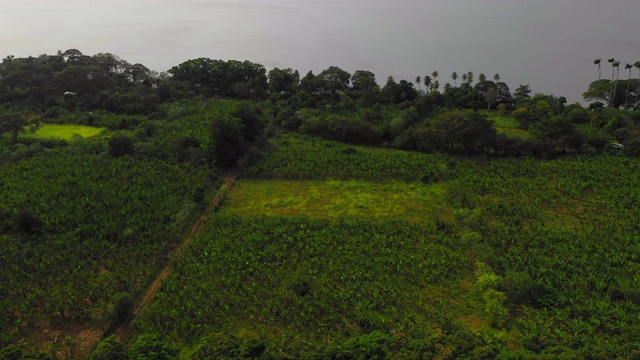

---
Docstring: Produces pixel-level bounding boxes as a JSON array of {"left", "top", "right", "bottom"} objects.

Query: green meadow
[
  {"left": 24, "top": 124, "right": 105, "bottom": 141},
  {"left": 480, "top": 110, "right": 531, "bottom": 140},
  {"left": 221, "top": 179, "right": 448, "bottom": 222}
]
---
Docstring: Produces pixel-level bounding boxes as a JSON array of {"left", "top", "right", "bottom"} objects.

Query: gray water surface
[{"left": 2, "top": 0, "right": 639, "bottom": 103}]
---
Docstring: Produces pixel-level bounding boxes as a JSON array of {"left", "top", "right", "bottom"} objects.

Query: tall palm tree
[
  {"left": 452, "top": 72, "right": 458, "bottom": 87},
  {"left": 423, "top": 76, "right": 432, "bottom": 92},
  {"left": 613, "top": 61, "right": 621, "bottom": 106},
  {"left": 466, "top": 72, "right": 474, "bottom": 85},
  {"left": 608, "top": 58, "right": 616, "bottom": 103},
  {"left": 594, "top": 58, "right": 602, "bottom": 101},
  {"left": 477, "top": 73, "right": 487, "bottom": 110},
  {"left": 461, "top": 73, "right": 467, "bottom": 84},
  {"left": 624, "top": 63, "right": 633, "bottom": 107},
  {"left": 635, "top": 62, "right": 640, "bottom": 108},
  {"left": 432, "top": 71, "right": 439, "bottom": 82},
  {"left": 493, "top": 73, "right": 500, "bottom": 83},
  {"left": 433, "top": 80, "right": 440, "bottom": 91},
  {"left": 415, "top": 76, "right": 422, "bottom": 91}
]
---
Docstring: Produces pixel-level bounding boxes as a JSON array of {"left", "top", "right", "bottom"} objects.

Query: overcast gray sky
[{"left": 2, "top": 0, "right": 639, "bottom": 102}]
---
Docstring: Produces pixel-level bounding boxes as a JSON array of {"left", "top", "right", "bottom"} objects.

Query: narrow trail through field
[{"left": 113, "top": 171, "right": 238, "bottom": 343}]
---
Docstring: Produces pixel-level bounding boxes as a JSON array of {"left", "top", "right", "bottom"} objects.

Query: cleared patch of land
[
  {"left": 496, "top": 127, "right": 530, "bottom": 139},
  {"left": 481, "top": 111, "right": 521, "bottom": 128},
  {"left": 24, "top": 124, "right": 105, "bottom": 141},
  {"left": 222, "top": 179, "right": 448, "bottom": 222}
]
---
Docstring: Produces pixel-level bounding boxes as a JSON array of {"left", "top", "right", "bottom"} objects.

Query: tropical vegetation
[{"left": 1, "top": 49, "right": 640, "bottom": 359}]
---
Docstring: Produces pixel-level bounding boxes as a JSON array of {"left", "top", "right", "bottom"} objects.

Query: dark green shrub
[
  {"left": 14, "top": 206, "right": 43, "bottom": 234},
  {"left": 113, "top": 292, "right": 134, "bottom": 322},
  {"left": 108, "top": 135, "right": 135, "bottom": 157}
]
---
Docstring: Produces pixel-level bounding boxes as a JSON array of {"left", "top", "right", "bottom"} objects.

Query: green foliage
[
  {"left": 0, "top": 345, "right": 22, "bottom": 360},
  {"left": 128, "top": 334, "right": 179, "bottom": 360},
  {"left": 0, "top": 113, "right": 27, "bottom": 144},
  {"left": 87, "top": 336, "right": 127, "bottom": 360},
  {"left": 341, "top": 331, "right": 390, "bottom": 360},
  {"left": 531, "top": 115, "right": 586, "bottom": 154},
  {"left": 0, "top": 147, "right": 212, "bottom": 331},
  {"left": 139, "top": 215, "right": 469, "bottom": 342},
  {"left": 208, "top": 117, "right": 248, "bottom": 168},
  {"left": 108, "top": 134, "right": 135, "bottom": 157},
  {"left": 244, "top": 133, "right": 448, "bottom": 181},
  {"left": 113, "top": 292, "right": 134, "bottom": 322},
  {"left": 13, "top": 205, "right": 43, "bottom": 234},
  {"left": 191, "top": 333, "right": 267, "bottom": 360}
]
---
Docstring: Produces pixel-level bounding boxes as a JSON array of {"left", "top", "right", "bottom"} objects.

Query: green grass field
[
  {"left": 480, "top": 110, "right": 521, "bottom": 128},
  {"left": 496, "top": 127, "right": 531, "bottom": 140},
  {"left": 24, "top": 124, "right": 105, "bottom": 141},
  {"left": 222, "top": 179, "right": 448, "bottom": 222}
]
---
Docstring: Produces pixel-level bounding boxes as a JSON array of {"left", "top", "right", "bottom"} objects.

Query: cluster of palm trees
[
  {"left": 414, "top": 71, "right": 505, "bottom": 110},
  {"left": 415, "top": 71, "right": 501, "bottom": 93},
  {"left": 593, "top": 57, "right": 640, "bottom": 108},
  {"left": 415, "top": 71, "right": 440, "bottom": 93}
]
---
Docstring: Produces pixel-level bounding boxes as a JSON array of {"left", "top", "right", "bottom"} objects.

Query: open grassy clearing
[
  {"left": 496, "top": 127, "right": 531, "bottom": 139},
  {"left": 222, "top": 179, "right": 448, "bottom": 222},
  {"left": 475, "top": 110, "right": 531, "bottom": 140},
  {"left": 480, "top": 110, "right": 521, "bottom": 129},
  {"left": 23, "top": 124, "right": 106, "bottom": 141}
]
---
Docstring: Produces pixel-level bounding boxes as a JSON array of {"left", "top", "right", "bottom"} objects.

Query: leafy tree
[
  {"left": 208, "top": 117, "right": 248, "bottom": 168},
  {"left": 429, "top": 111, "right": 497, "bottom": 153},
  {"left": 1, "top": 62, "right": 54, "bottom": 104},
  {"left": 531, "top": 115, "right": 586, "bottom": 153},
  {"left": 513, "top": 84, "right": 532, "bottom": 104},
  {"left": 318, "top": 66, "right": 351, "bottom": 98},
  {"left": 0, "top": 113, "right": 27, "bottom": 143},
  {"left": 350, "top": 70, "right": 380, "bottom": 106},
  {"left": 566, "top": 107, "right": 590, "bottom": 124},
  {"left": 267, "top": 67, "right": 299, "bottom": 95}
]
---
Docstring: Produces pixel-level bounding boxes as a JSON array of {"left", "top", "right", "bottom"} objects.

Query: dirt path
[{"left": 113, "top": 172, "right": 238, "bottom": 342}]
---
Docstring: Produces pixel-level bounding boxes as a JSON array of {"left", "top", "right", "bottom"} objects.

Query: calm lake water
[{"left": 2, "top": 0, "right": 639, "bottom": 103}]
